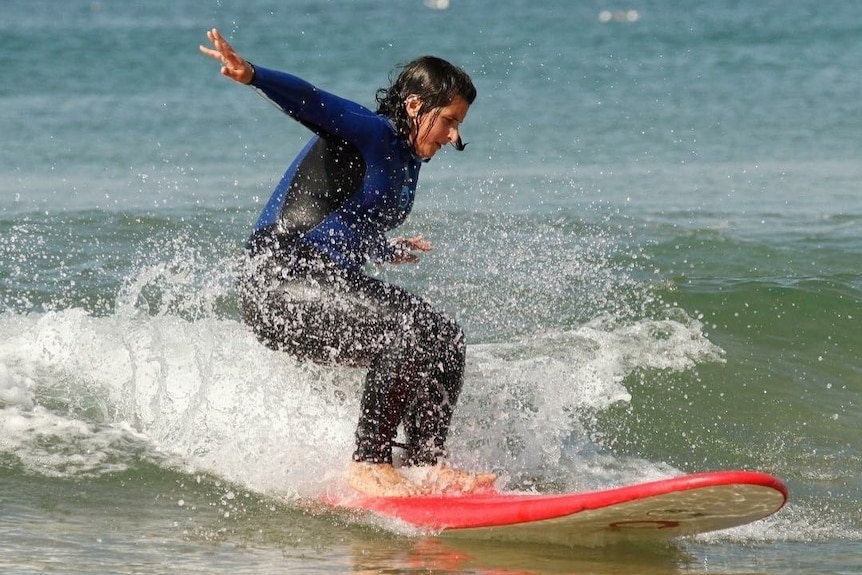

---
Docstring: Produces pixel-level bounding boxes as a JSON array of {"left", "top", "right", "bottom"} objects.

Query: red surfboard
[{"left": 327, "top": 470, "right": 788, "bottom": 546}]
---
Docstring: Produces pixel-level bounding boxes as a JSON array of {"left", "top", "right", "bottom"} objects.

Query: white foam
[
  {"left": 0, "top": 405, "right": 154, "bottom": 477},
  {"left": 0, "top": 308, "right": 724, "bottom": 498},
  {"left": 450, "top": 315, "right": 725, "bottom": 488},
  {"left": 0, "top": 309, "right": 359, "bottom": 495},
  {"left": 3, "top": 307, "right": 840, "bottom": 545},
  {"left": 0, "top": 361, "right": 35, "bottom": 409}
]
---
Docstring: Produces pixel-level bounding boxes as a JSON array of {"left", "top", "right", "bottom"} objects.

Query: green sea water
[{"left": 1, "top": 0, "right": 861, "bottom": 573}]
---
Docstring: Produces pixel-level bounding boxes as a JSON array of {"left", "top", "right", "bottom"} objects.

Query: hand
[
  {"left": 390, "top": 235, "right": 432, "bottom": 264},
  {"left": 199, "top": 28, "right": 254, "bottom": 85}
]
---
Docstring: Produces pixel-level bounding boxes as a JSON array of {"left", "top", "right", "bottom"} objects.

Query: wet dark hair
[{"left": 376, "top": 55, "right": 476, "bottom": 151}]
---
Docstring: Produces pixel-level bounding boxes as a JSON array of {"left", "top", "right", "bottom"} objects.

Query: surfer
[{"left": 200, "top": 29, "right": 496, "bottom": 496}]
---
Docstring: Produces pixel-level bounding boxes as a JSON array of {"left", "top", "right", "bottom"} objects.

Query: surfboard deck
[{"left": 325, "top": 470, "right": 788, "bottom": 546}]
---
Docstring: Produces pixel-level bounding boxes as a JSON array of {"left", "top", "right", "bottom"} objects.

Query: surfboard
[{"left": 326, "top": 470, "right": 788, "bottom": 546}]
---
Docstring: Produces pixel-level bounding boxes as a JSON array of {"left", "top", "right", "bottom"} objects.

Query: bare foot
[
  {"left": 346, "top": 461, "right": 427, "bottom": 497},
  {"left": 417, "top": 464, "right": 497, "bottom": 494}
]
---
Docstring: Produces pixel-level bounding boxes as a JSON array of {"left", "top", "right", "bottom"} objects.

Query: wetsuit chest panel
[{"left": 276, "top": 136, "right": 365, "bottom": 239}]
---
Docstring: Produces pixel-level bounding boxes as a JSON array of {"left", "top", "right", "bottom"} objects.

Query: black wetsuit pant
[{"left": 237, "top": 241, "right": 465, "bottom": 466}]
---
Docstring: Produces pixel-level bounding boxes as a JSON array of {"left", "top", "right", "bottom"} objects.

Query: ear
[{"left": 405, "top": 95, "right": 423, "bottom": 118}]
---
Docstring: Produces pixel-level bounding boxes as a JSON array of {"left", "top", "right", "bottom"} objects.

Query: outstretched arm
[{"left": 199, "top": 28, "right": 254, "bottom": 85}]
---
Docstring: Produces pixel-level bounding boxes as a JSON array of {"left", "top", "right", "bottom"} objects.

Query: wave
[
  {"left": 0, "top": 305, "right": 720, "bottom": 488},
  {"left": 3, "top": 305, "right": 854, "bottom": 542}
]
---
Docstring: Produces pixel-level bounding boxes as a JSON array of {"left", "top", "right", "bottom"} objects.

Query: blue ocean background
[{"left": 1, "top": 0, "right": 860, "bottom": 573}]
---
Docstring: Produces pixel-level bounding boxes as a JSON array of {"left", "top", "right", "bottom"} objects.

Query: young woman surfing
[{"left": 200, "top": 29, "right": 495, "bottom": 496}]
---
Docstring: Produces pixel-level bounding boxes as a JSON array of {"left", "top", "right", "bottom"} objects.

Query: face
[{"left": 406, "top": 95, "right": 470, "bottom": 160}]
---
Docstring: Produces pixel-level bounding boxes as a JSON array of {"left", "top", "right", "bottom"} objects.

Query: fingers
[
  {"left": 207, "top": 28, "right": 227, "bottom": 52},
  {"left": 200, "top": 28, "right": 253, "bottom": 84},
  {"left": 200, "top": 28, "right": 234, "bottom": 63},
  {"left": 401, "top": 236, "right": 433, "bottom": 251},
  {"left": 199, "top": 29, "right": 225, "bottom": 63},
  {"left": 389, "top": 236, "right": 432, "bottom": 264},
  {"left": 200, "top": 28, "right": 219, "bottom": 53}
]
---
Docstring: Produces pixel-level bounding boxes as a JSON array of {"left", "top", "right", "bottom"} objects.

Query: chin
[{"left": 423, "top": 146, "right": 443, "bottom": 160}]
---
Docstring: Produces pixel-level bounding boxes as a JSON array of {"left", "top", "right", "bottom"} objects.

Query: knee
[
  {"left": 447, "top": 318, "right": 466, "bottom": 361},
  {"left": 409, "top": 306, "right": 462, "bottom": 350},
  {"left": 422, "top": 311, "right": 466, "bottom": 374}
]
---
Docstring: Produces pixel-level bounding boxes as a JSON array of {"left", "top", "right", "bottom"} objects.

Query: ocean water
[{"left": 1, "top": 0, "right": 861, "bottom": 573}]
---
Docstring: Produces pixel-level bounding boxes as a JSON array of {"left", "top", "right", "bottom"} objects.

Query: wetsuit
[{"left": 236, "top": 65, "right": 465, "bottom": 466}]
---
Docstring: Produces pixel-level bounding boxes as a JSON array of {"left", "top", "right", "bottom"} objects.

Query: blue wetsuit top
[{"left": 247, "top": 65, "right": 423, "bottom": 272}]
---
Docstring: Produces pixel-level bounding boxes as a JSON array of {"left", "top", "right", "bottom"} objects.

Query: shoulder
[{"left": 350, "top": 114, "right": 410, "bottom": 158}]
